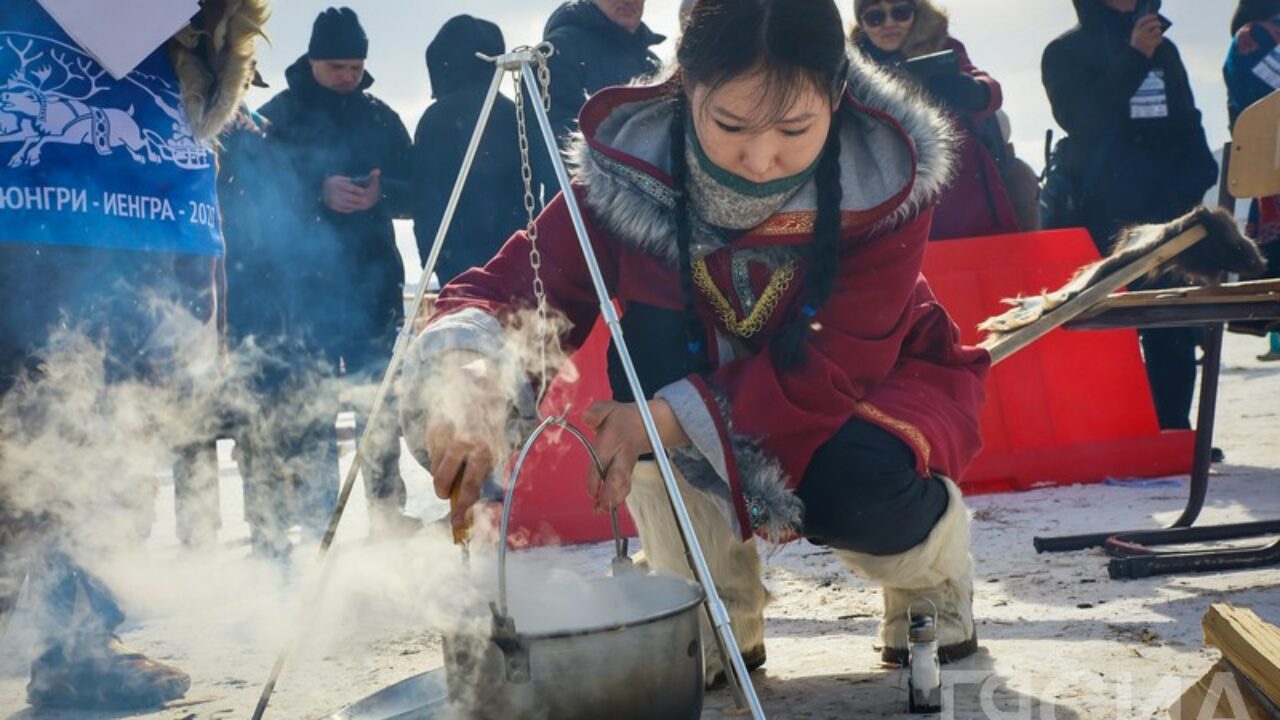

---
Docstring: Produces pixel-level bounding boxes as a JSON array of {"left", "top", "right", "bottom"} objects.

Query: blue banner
[{"left": 0, "top": 0, "right": 222, "bottom": 256}]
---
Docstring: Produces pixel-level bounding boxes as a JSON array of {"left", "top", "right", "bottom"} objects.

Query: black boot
[{"left": 27, "top": 635, "right": 191, "bottom": 710}]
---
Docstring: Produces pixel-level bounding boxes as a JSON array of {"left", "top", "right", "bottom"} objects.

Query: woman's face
[
  {"left": 689, "top": 72, "right": 835, "bottom": 184},
  {"left": 860, "top": 1, "right": 917, "bottom": 54}
]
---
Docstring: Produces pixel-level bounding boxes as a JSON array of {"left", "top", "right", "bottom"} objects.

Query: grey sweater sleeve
[{"left": 399, "top": 307, "right": 537, "bottom": 468}]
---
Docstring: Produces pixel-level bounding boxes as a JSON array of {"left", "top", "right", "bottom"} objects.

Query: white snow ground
[{"left": 1, "top": 331, "right": 1278, "bottom": 720}]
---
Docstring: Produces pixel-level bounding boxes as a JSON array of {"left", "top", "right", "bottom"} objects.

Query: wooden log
[
  {"left": 1169, "top": 659, "right": 1280, "bottom": 720},
  {"left": 1202, "top": 604, "right": 1280, "bottom": 706}
]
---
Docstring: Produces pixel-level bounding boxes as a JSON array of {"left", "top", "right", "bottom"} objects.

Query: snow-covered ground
[{"left": 2, "top": 332, "right": 1278, "bottom": 720}]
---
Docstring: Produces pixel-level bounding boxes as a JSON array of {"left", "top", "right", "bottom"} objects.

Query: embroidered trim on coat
[
  {"left": 852, "top": 400, "right": 933, "bottom": 469},
  {"left": 694, "top": 256, "right": 797, "bottom": 338}
]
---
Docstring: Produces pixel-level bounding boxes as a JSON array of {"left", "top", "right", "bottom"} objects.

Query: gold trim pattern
[
  {"left": 754, "top": 210, "right": 880, "bottom": 236},
  {"left": 852, "top": 401, "right": 933, "bottom": 468},
  {"left": 693, "top": 256, "right": 797, "bottom": 338}
]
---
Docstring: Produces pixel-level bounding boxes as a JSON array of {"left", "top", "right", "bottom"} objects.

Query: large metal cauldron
[
  {"left": 444, "top": 416, "right": 706, "bottom": 720},
  {"left": 443, "top": 571, "right": 704, "bottom": 719}
]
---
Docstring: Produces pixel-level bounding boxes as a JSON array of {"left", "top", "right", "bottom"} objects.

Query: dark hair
[
  {"left": 670, "top": 0, "right": 849, "bottom": 368},
  {"left": 1232, "top": 0, "right": 1280, "bottom": 35}
]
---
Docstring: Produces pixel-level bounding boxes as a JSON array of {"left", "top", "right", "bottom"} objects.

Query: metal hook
[{"left": 496, "top": 415, "right": 628, "bottom": 618}]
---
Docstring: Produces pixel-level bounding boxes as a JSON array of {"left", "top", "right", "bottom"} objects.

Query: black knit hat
[{"left": 309, "top": 7, "right": 369, "bottom": 60}]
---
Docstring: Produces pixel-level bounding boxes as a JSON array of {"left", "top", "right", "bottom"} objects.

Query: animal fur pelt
[
  {"left": 167, "top": 0, "right": 269, "bottom": 142},
  {"left": 979, "top": 206, "right": 1266, "bottom": 338}
]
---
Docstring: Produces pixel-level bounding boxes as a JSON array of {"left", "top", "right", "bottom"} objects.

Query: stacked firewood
[{"left": 1170, "top": 604, "right": 1280, "bottom": 719}]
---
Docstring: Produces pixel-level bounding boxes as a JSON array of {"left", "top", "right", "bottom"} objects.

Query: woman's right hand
[
  {"left": 423, "top": 353, "right": 510, "bottom": 533},
  {"left": 427, "top": 421, "right": 498, "bottom": 533},
  {"left": 1130, "top": 13, "right": 1164, "bottom": 59}
]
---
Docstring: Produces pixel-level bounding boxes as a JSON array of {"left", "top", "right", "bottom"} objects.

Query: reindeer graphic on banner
[{"left": 0, "top": 34, "right": 210, "bottom": 170}]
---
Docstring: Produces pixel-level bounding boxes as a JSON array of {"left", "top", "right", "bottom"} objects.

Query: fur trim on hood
[
  {"left": 167, "top": 0, "right": 269, "bottom": 142},
  {"left": 850, "top": 0, "right": 950, "bottom": 60},
  {"left": 566, "top": 49, "right": 956, "bottom": 266}
]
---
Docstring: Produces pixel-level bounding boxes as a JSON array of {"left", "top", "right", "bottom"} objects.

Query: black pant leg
[
  {"left": 1139, "top": 326, "right": 1197, "bottom": 430},
  {"left": 794, "top": 419, "right": 950, "bottom": 556}
]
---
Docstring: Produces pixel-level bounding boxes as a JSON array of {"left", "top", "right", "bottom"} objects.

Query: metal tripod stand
[{"left": 252, "top": 44, "right": 766, "bottom": 720}]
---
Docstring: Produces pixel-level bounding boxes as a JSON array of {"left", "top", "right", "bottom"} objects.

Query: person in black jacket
[
  {"left": 413, "top": 16, "right": 546, "bottom": 284},
  {"left": 258, "top": 7, "right": 418, "bottom": 539},
  {"left": 1043, "top": 0, "right": 1219, "bottom": 432},
  {"left": 543, "top": 0, "right": 665, "bottom": 148}
]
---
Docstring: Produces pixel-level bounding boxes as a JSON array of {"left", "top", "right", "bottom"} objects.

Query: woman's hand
[
  {"left": 423, "top": 354, "right": 509, "bottom": 532},
  {"left": 427, "top": 421, "right": 499, "bottom": 533},
  {"left": 1130, "top": 13, "right": 1164, "bottom": 59},
  {"left": 582, "top": 399, "right": 690, "bottom": 512}
]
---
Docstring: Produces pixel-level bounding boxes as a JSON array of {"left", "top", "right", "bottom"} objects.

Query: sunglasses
[{"left": 861, "top": 3, "right": 916, "bottom": 28}]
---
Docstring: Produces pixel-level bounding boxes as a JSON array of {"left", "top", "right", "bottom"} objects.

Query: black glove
[{"left": 919, "top": 71, "right": 991, "bottom": 115}]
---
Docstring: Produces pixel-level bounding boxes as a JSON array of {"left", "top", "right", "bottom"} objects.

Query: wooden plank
[
  {"left": 1073, "top": 280, "right": 1280, "bottom": 316},
  {"left": 984, "top": 224, "right": 1208, "bottom": 366},
  {"left": 1119, "top": 279, "right": 1280, "bottom": 300},
  {"left": 1066, "top": 302, "right": 1280, "bottom": 330},
  {"left": 1202, "top": 604, "right": 1280, "bottom": 705},
  {"left": 1229, "top": 90, "right": 1280, "bottom": 199},
  {"left": 1090, "top": 290, "right": 1280, "bottom": 310}
]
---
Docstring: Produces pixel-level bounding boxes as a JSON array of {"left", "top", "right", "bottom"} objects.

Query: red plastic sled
[{"left": 923, "top": 228, "right": 1194, "bottom": 495}]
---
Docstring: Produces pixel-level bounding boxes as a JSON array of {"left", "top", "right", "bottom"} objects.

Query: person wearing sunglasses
[{"left": 852, "top": 0, "right": 1020, "bottom": 241}]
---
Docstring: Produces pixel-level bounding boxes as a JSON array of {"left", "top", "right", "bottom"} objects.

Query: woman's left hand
[{"left": 582, "top": 399, "right": 690, "bottom": 512}]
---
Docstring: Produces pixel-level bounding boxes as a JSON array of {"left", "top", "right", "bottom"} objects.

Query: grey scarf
[{"left": 684, "top": 122, "right": 819, "bottom": 231}]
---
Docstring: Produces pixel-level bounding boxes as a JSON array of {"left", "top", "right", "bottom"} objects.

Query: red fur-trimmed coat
[
  {"left": 403, "top": 52, "right": 989, "bottom": 541},
  {"left": 851, "top": 0, "right": 1019, "bottom": 239}
]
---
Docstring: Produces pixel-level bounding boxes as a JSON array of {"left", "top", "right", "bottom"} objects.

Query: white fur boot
[
  {"left": 834, "top": 476, "right": 976, "bottom": 666},
  {"left": 627, "top": 462, "right": 768, "bottom": 687}
]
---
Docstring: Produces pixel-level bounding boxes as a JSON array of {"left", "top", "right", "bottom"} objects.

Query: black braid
[
  {"left": 668, "top": 91, "right": 708, "bottom": 372},
  {"left": 773, "top": 111, "right": 845, "bottom": 368}
]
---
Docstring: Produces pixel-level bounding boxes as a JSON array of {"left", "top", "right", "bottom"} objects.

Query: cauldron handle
[{"left": 496, "top": 414, "right": 631, "bottom": 618}]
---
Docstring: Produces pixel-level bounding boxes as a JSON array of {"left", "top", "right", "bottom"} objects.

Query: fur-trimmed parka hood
[
  {"left": 566, "top": 49, "right": 956, "bottom": 266},
  {"left": 850, "top": 0, "right": 950, "bottom": 60},
  {"left": 167, "top": 0, "right": 269, "bottom": 142}
]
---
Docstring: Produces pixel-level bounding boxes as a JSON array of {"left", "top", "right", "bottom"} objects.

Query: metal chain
[{"left": 513, "top": 45, "right": 554, "bottom": 412}]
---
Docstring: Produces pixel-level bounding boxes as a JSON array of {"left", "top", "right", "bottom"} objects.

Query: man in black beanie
[{"left": 257, "top": 7, "right": 420, "bottom": 544}]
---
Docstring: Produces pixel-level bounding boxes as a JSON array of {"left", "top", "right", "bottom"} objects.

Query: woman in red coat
[
  {"left": 852, "top": 0, "right": 1021, "bottom": 240},
  {"left": 401, "top": 0, "right": 989, "bottom": 683}
]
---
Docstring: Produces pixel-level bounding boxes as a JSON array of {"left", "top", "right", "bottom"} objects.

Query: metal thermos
[{"left": 907, "top": 612, "right": 942, "bottom": 714}]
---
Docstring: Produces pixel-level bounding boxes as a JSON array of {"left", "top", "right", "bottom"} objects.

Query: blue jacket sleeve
[{"left": 1225, "top": 23, "right": 1280, "bottom": 128}]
